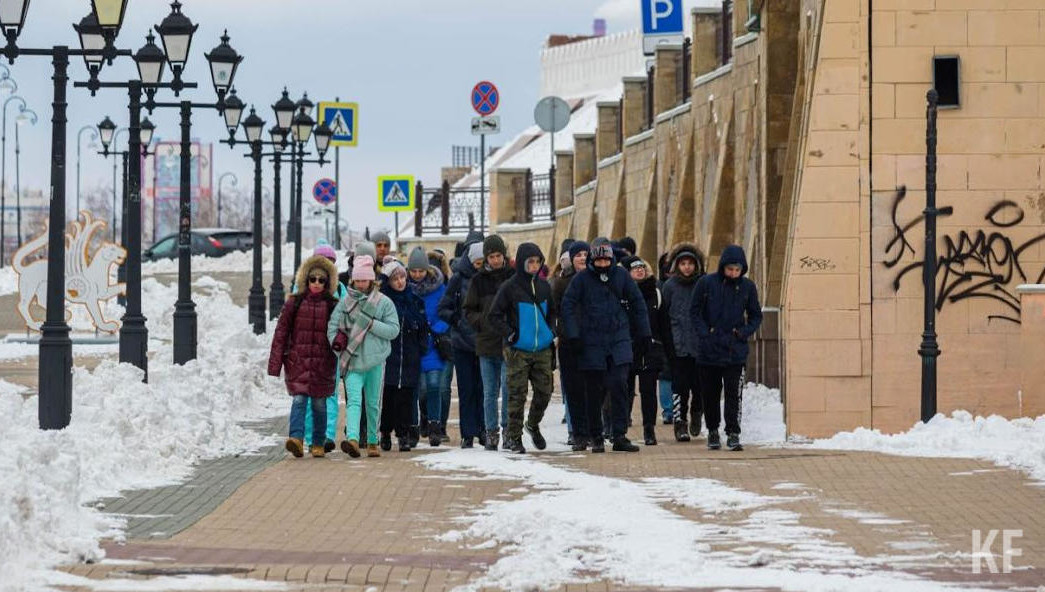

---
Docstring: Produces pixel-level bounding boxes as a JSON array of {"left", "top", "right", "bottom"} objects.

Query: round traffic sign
[
  {"left": 471, "top": 80, "right": 500, "bottom": 116},
  {"left": 313, "top": 178, "right": 337, "bottom": 205},
  {"left": 534, "top": 96, "right": 570, "bottom": 133}
]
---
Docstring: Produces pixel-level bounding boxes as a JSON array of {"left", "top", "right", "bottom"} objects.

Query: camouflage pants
[{"left": 505, "top": 347, "right": 553, "bottom": 440}]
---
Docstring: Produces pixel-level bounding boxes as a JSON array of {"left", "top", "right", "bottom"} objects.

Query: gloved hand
[{"left": 332, "top": 330, "right": 348, "bottom": 352}]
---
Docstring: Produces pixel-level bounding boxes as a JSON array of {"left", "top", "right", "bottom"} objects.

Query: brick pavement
[{"left": 56, "top": 415, "right": 1045, "bottom": 592}]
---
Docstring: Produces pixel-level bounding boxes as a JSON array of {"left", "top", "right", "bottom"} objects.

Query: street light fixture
[
  {"left": 139, "top": 115, "right": 154, "bottom": 145},
  {"left": 313, "top": 121, "right": 332, "bottom": 158},
  {"left": 90, "top": 0, "right": 129, "bottom": 39},
  {"left": 291, "top": 103, "right": 314, "bottom": 144},
  {"left": 0, "top": 1, "right": 30, "bottom": 45},
  {"left": 133, "top": 32, "right": 165, "bottom": 86},
  {"left": 272, "top": 87, "right": 295, "bottom": 131},
  {"left": 154, "top": 1, "right": 195, "bottom": 77},
  {"left": 243, "top": 105, "right": 264, "bottom": 143},
  {"left": 73, "top": 13, "right": 104, "bottom": 77},
  {"left": 97, "top": 114, "right": 115, "bottom": 149},
  {"left": 203, "top": 30, "right": 240, "bottom": 100},
  {"left": 221, "top": 87, "right": 244, "bottom": 137}
]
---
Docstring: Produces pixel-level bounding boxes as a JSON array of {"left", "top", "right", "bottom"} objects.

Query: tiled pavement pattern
[
  {"left": 96, "top": 417, "right": 288, "bottom": 540},
  {"left": 58, "top": 417, "right": 1045, "bottom": 591}
]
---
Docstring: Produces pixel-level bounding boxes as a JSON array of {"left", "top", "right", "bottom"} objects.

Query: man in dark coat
[
  {"left": 692, "top": 244, "right": 763, "bottom": 451},
  {"left": 437, "top": 236, "right": 486, "bottom": 448},
  {"left": 561, "top": 241, "right": 651, "bottom": 453},
  {"left": 661, "top": 242, "right": 706, "bottom": 442},
  {"left": 620, "top": 255, "right": 667, "bottom": 446},
  {"left": 463, "top": 235, "right": 515, "bottom": 449},
  {"left": 487, "top": 243, "right": 556, "bottom": 454}
]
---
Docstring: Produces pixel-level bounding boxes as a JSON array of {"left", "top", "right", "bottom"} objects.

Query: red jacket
[{"left": 268, "top": 291, "right": 338, "bottom": 397}]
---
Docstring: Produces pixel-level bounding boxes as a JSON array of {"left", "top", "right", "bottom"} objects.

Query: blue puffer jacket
[
  {"left": 561, "top": 251, "right": 651, "bottom": 371},
  {"left": 691, "top": 245, "right": 763, "bottom": 367},
  {"left": 381, "top": 282, "right": 428, "bottom": 388},
  {"left": 411, "top": 266, "right": 449, "bottom": 372},
  {"left": 437, "top": 254, "right": 479, "bottom": 352},
  {"left": 487, "top": 242, "right": 556, "bottom": 353}
]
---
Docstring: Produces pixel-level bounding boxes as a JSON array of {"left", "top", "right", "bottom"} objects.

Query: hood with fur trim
[
  {"left": 667, "top": 242, "right": 705, "bottom": 277},
  {"left": 293, "top": 255, "right": 339, "bottom": 298}
]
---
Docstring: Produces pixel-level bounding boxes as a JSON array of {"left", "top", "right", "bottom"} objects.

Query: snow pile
[
  {"left": 807, "top": 410, "right": 1045, "bottom": 484},
  {"left": 141, "top": 243, "right": 298, "bottom": 276},
  {"left": 739, "top": 382, "right": 786, "bottom": 444},
  {"left": 0, "top": 275, "right": 286, "bottom": 591},
  {"left": 418, "top": 450, "right": 983, "bottom": 592}
]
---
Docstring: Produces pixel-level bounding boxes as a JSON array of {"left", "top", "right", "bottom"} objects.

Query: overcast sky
[{"left": 5, "top": 0, "right": 698, "bottom": 237}]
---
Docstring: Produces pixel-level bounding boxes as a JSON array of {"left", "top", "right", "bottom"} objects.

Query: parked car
[{"left": 143, "top": 229, "right": 252, "bottom": 261}]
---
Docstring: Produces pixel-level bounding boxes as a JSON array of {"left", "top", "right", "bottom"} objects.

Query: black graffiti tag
[{"left": 883, "top": 187, "right": 1045, "bottom": 324}]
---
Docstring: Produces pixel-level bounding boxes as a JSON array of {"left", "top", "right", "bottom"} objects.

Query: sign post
[
  {"left": 378, "top": 175, "right": 415, "bottom": 243},
  {"left": 318, "top": 99, "right": 359, "bottom": 249},
  {"left": 641, "top": 0, "right": 684, "bottom": 55},
  {"left": 471, "top": 81, "right": 500, "bottom": 233}
]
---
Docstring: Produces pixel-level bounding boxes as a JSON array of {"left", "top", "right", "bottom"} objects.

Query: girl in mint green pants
[{"left": 328, "top": 255, "right": 399, "bottom": 458}]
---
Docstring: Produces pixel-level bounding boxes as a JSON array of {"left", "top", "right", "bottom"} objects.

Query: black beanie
[{"left": 483, "top": 235, "right": 507, "bottom": 257}]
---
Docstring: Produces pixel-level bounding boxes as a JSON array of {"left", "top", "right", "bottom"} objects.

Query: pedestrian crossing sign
[
  {"left": 378, "top": 175, "right": 414, "bottom": 212},
  {"left": 317, "top": 101, "right": 358, "bottom": 147}
]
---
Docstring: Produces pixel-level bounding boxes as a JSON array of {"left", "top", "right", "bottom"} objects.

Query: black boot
[
  {"left": 525, "top": 424, "right": 546, "bottom": 450},
  {"left": 379, "top": 432, "right": 392, "bottom": 452},
  {"left": 727, "top": 433, "right": 743, "bottom": 451},
  {"left": 689, "top": 412, "right": 701, "bottom": 437},
  {"left": 501, "top": 431, "right": 509, "bottom": 449},
  {"left": 509, "top": 436, "right": 526, "bottom": 454},
  {"left": 612, "top": 437, "right": 640, "bottom": 452},
  {"left": 407, "top": 426, "right": 420, "bottom": 449},
  {"left": 707, "top": 431, "right": 721, "bottom": 450},
  {"left": 429, "top": 421, "right": 441, "bottom": 447},
  {"left": 323, "top": 439, "right": 335, "bottom": 453},
  {"left": 398, "top": 437, "right": 412, "bottom": 452},
  {"left": 477, "top": 430, "right": 487, "bottom": 447},
  {"left": 571, "top": 436, "right": 589, "bottom": 452},
  {"left": 674, "top": 421, "right": 691, "bottom": 442},
  {"left": 420, "top": 422, "right": 430, "bottom": 438},
  {"left": 590, "top": 438, "right": 605, "bottom": 453},
  {"left": 461, "top": 436, "right": 474, "bottom": 449},
  {"left": 566, "top": 433, "right": 575, "bottom": 447},
  {"left": 484, "top": 429, "right": 499, "bottom": 451},
  {"left": 643, "top": 426, "right": 657, "bottom": 446}
]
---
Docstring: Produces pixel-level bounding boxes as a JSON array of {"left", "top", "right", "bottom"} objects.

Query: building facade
[{"left": 444, "top": 0, "right": 1045, "bottom": 438}]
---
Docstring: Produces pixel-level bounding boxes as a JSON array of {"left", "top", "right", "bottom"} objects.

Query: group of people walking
[{"left": 267, "top": 229, "right": 762, "bottom": 458}]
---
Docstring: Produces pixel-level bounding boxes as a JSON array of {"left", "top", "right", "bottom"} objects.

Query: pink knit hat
[
  {"left": 351, "top": 255, "right": 376, "bottom": 281},
  {"left": 313, "top": 243, "right": 337, "bottom": 262}
]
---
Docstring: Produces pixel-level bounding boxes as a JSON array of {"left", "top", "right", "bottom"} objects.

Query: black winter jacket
[
  {"left": 661, "top": 273, "right": 701, "bottom": 359},
  {"left": 633, "top": 273, "right": 666, "bottom": 372},
  {"left": 381, "top": 283, "right": 429, "bottom": 388},
  {"left": 691, "top": 245, "right": 763, "bottom": 367},
  {"left": 561, "top": 257, "right": 651, "bottom": 371},
  {"left": 463, "top": 263, "right": 515, "bottom": 358},
  {"left": 437, "top": 254, "right": 479, "bottom": 352}
]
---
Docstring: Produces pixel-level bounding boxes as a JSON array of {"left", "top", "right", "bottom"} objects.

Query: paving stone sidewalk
[{"left": 57, "top": 415, "right": 1045, "bottom": 592}]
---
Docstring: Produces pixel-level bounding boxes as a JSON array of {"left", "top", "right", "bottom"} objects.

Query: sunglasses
[{"left": 308, "top": 275, "right": 327, "bottom": 285}]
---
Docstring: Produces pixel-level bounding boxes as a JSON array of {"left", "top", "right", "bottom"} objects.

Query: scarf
[{"left": 336, "top": 288, "right": 384, "bottom": 373}]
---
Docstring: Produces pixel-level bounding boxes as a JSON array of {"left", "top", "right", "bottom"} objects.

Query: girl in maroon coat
[{"left": 268, "top": 255, "right": 340, "bottom": 458}]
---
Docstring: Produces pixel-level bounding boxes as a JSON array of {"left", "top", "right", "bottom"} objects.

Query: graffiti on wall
[{"left": 883, "top": 186, "right": 1045, "bottom": 324}]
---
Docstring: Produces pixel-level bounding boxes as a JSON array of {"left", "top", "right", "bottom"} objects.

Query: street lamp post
[
  {"left": 266, "top": 127, "right": 285, "bottom": 319},
  {"left": 919, "top": 89, "right": 945, "bottom": 424},
  {"left": 217, "top": 171, "right": 236, "bottom": 227},
  {"left": 13, "top": 104, "right": 34, "bottom": 247},
  {"left": 1, "top": 94, "right": 26, "bottom": 265},
  {"left": 135, "top": 21, "right": 243, "bottom": 365},
  {"left": 75, "top": 123, "right": 96, "bottom": 215},
  {"left": 0, "top": 0, "right": 137, "bottom": 430}
]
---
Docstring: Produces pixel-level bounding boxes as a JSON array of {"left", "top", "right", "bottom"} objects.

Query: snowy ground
[{"left": 0, "top": 276, "right": 287, "bottom": 592}]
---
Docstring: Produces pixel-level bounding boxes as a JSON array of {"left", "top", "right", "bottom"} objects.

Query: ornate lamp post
[
  {"left": 12, "top": 103, "right": 35, "bottom": 247},
  {"left": 0, "top": 0, "right": 135, "bottom": 429},
  {"left": 1, "top": 93, "right": 26, "bottom": 262},
  {"left": 75, "top": 123, "right": 96, "bottom": 215}
]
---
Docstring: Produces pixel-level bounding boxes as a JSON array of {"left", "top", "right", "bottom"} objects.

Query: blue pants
[
  {"left": 659, "top": 379, "right": 673, "bottom": 422},
  {"left": 303, "top": 395, "right": 337, "bottom": 446},
  {"left": 421, "top": 368, "right": 445, "bottom": 426},
  {"left": 454, "top": 349, "right": 484, "bottom": 438},
  {"left": 289, "top": 395, "right": 326, "bottom": 446},
  {"left": 480, "top": 355, "right": 508, "bottom": 432},
  {"left": 418, "top": 363, "right": 452, "bottom": 426}
]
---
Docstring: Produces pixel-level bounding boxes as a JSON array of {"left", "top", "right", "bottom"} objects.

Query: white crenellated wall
[{"left": 540, "top": 30, "right": 646, "bottom": 98}]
